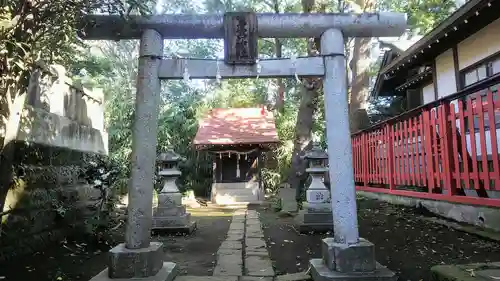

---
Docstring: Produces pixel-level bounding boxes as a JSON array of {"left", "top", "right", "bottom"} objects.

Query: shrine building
[{"left": 193, "top": 107, "right": 279, "bottom": 205}]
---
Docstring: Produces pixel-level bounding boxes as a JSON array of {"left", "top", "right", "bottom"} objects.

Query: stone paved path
[
  {"left": 175, "top": 208, "right": 311, "bottom": 281},
  {"left": 213, "top": 208, "right": 275, "bottom": 279}
]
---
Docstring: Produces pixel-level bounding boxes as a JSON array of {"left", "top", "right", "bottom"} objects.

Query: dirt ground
[
  {"left": 3, "top": 199, "right": 500, "bottom": 281},
  {"left": 0, "top": 206, "right": 233, "bottom": 281},
  {"left": 257, "top": 197, "right": 500, "bottom": 281}
]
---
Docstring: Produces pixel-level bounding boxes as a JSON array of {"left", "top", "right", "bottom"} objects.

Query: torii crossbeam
[
  {"left": 80, "top": 13, "right": 406, "bottom": 39},
  {"left": 81, "top": 12, "right": 407, "bottom": 281}
]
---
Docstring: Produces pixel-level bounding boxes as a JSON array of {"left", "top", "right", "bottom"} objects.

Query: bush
[
  {"left": 262, "top": 168, "right": 281, "bottom": 196},
  {"left": 78, "top": 157, "right": 121, "bottom": 241}
]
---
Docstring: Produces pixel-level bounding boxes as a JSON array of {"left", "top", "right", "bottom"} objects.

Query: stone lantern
[
  {"left": 297, "top": 143, "right": 333, "bottom": 232},
  {"left": 152, "top": 150, "right": 196, "bottom": 233}
]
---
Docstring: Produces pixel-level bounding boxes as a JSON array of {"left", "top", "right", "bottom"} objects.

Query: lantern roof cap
[{"left": 304, "top": 143, "right": 328, "bottom": 160}]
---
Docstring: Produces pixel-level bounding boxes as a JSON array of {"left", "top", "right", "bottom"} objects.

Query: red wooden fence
[{"left": 352, "top": 78, "right": 500, "bottom": 207}]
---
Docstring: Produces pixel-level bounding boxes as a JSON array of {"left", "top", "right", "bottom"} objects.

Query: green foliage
[
  {"left": 369, "top": 0, "right": 458, "bottom": 121},
  {"left": 73, "top": 0, "right": 458, "bottom": 204},
  {"left": 0, "top": 0, "right": 155, "bottom": 247},
  {"left": 261, "top": 168, "right": 281, "bottom": 195},
  {"left": 0, "top": 0, "right": 152, "bottom": 104},
  {"left": 378, "top": 0, "right": 457, "bottom": 34}
]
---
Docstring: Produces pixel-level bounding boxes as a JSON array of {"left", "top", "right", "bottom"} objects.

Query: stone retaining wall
[
  {"left": 0, "top": 63, "right": 108, "bottom": 262},
  {"left": 0, "top": 141, "right": 104, "bottom": 262}
]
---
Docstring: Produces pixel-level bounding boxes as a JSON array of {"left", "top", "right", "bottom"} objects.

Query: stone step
[
  {"left": 213, "top": 196, "right": 260, "bottom": 205},
  {"left": 212, "top": 182, "right": 259, "bottom": 190},
  {"left": 213, "top": 188, "right": 258, "bottom": 196},
  {"left": 212, "top": 186, "right": 262, "bottom": 205},
  {"left": 206, "top": 202, "right": 254, "bottom": 209}
]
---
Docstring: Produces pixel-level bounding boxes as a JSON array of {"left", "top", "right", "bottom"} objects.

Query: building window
[
  {"left": 462, "top": 56, "right": 500, "bottom": 88},
  {"left": 463, "top": 65, "right": 487, "bottom": 86},
  {"left": 491, "top": 57, "right": 500, "bottom": 75},
  {"left": 460, "top": 55, "right": 500, "bottom": 133},
  {"left": 464, "top": 84, "right": 500, "bottom": 133}
]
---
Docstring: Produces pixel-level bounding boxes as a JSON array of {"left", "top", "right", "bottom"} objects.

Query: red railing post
[
  {"left": 422, "top": 108, "right": 436, "bottom": 192},
  {"left": 440, "top": 102, "right": 459, "bottom": 195},
  {"left": 486, "top": 92, "right": 500, "bottom": 190},
  {"left": 361, "top": 132, "right": 369, "bottom": 187},
  {"left": 350, "top": 76, "right": 500, "bottom": 207},
  {"left": 385, "top": 123, "right": 395, "bottom": 191}
]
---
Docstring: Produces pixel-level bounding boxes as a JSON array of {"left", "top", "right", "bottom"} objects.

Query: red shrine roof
[{"left": 193, "top": 107, "right": 279, "bottom": 148}]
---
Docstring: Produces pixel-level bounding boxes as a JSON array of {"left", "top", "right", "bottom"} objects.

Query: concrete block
[
  {"left": 303, "top": 213, "right": 333, "bottom": 224},
  {"left": 217, "top": 248, "right": 242, "bottom": 256},
  {"left": 357, "top": 190, "right": 500, "bottom": 233},
  {"left": 322, "top": 238, "right": 376, "bottom": 273},
  {"left": 234, "top": 209, "right": 247, "bottom": 215},
  {"left": 153, "top": 213, "right": 191, "bottom": 227},
  {"left": 107, "top": 242, "right": 164, "bottom": 278},
  {"left": 246, "top": 223, "right": 261, "bottom": 230},
  {"left": 240, "top": 277, "right": 274, "bottom": 281},
  {"left": 154, "top": 205, "right": 186, "bottom": 216},
  {"left": 226, "top": 234, "right": 244, "bottom": 241},
  {"left": 233, "top": 214, "right": 246, "bottom": 220},
  {"left": 246, "top": 218, "right": 261, "bottom": 225},
  {"left": 152, "top": 220, "right": 197, "bottom": 234},
  {"left": 245, "top": 251, "right": 269, "bottom": 257},
  {"left": 228, "top": 229, "right": 245, "bottom": 236},
  {"left": 431, "top": 262, "right": 500, "bottom": 281},
  {"left": 220, "top": 240, "right": 243, "bottom": 250},
  {"left": 175, "top": 277, "right": 238, "bottom": 281},
  {"left": 310, "top": 259, "right": 397, "bottom": 281},
  {"left": 229, "top": 223, "right": 246, "bottom": 231},
  {"left": 296, "top": 214, "right": 333, "bottom": 233},
  {"left": 276, "top": 272, "right": 311, "bottom": 281},
  {"left": 214, "top": 255, "right": 243, "bottom": 276},
  {"left": 245, "top": 230, "right": 264, "bottom": 238},
  {"left": 245, "top": 238, "right": 267, "bottom": 252},
  {"left": 245, "top": 256, "right": 275, "bottom": 277},
  {"left": 90, "top": 261, "right": 177, "bottom": 281},
  {"left": 95, "top": 263, "right": 177, "bottom": 281},
  {"left": 298, "top": 223, "right": 333, "bottom": 233},
  {"left": 246, "top": 213, "right": 258, "bottom": 218}
]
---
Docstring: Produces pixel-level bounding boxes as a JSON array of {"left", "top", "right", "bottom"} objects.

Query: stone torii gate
[{"left": 81, "top": 12, "right": 406, "bottom": 281}]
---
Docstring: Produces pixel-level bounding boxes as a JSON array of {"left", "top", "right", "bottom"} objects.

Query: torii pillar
[{"left": 80, "top": 12, "right": 406, "bottom": 281}]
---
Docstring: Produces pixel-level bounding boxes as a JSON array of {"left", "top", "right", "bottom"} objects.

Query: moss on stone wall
[{"left": 0, "top": 140, "right": 105, "bottom": 262}]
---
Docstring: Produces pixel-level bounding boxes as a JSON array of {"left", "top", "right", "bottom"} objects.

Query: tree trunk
[
  {"left": 289, "top": 0, "right": 325, "bottom": 205},
  {"left": 348, "top": 0, "right": 374, "bottom": 133},
  {"left": 290, "top": 81, "right": 319, "bottom": 204}
]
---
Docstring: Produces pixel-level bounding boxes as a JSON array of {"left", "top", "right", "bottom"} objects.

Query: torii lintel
[{"left": 79, "top": 12, "right": 407, "bottom": 40}]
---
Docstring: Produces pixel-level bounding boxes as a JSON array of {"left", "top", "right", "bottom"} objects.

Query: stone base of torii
[{"left": 81, "top": 11, "right": 407, "bottom": 281}]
